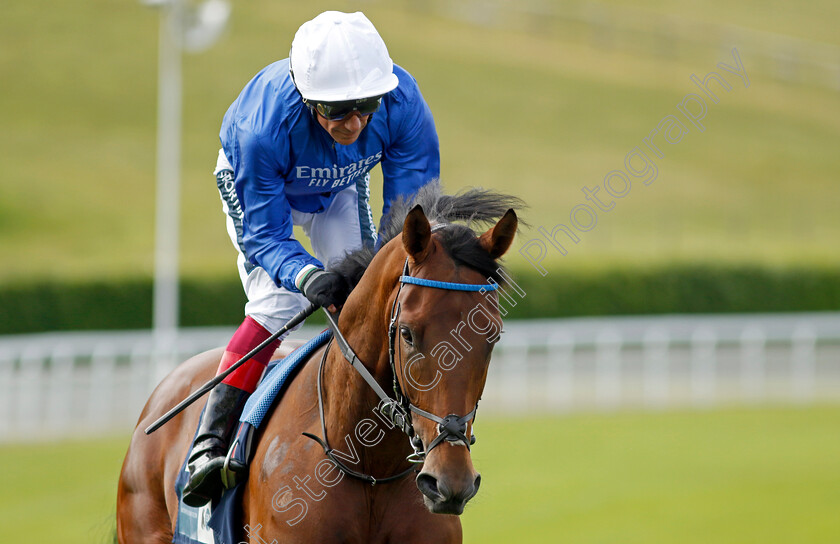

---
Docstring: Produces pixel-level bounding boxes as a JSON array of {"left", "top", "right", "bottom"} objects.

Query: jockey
[{"left": 182, "top": 11, "right": 440, "bottom": 506}]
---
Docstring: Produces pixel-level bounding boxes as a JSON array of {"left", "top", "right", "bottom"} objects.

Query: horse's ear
[
  {"left": 479, "top": 209, "right": 518, "bottom": 259},
  {"left": 402, "top": 204, "right": 432, "bottom": 263}
]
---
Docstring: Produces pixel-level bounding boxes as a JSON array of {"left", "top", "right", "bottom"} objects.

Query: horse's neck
[
  {"left": 322, "top": 319, "right": 388, "bottom": 427},
  {"left": 320, "top": 265, "right": 410, "bottom": 471}
]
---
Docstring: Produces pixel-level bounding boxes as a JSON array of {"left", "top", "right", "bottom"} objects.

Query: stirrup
[
  {"left": 220, "top": 423, "right": 255, "bottom": 489},
  {"left": 220, "top": 436, "right": 240, "bottom": 489}
]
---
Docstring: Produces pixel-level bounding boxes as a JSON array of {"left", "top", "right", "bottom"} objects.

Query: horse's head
[{"left": 387, "top": 204, "right": 518, "bottom": 515}]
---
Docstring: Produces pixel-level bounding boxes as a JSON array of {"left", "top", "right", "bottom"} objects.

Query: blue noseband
[{"left": 398, "top": 276, "right": 498, "bottom": 292}]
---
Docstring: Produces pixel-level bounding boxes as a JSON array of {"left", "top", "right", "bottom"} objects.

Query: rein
[
  {"left": 303, "top": 243, "right": 499, "bottom": 486},
  {"left": 302, "top": 337, "right": 417, "bottom": 486}
]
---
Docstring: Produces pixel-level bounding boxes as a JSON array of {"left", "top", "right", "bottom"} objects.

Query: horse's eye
[{"left": 400, "top": 326, "right": 413, "bottom": 346}]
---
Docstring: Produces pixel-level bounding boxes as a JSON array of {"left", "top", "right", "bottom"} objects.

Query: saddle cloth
[{"left": 172, "top": 329, "right": 333, "bottom": 544}]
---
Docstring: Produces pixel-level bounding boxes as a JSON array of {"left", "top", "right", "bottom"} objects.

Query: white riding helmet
[{"left": 290, "top": 11, "right": 399, "bottom": 102}]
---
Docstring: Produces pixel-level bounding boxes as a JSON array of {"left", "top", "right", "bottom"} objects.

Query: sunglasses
[{"left": 306, "top": 96, "right": 383, "bottom": 120}]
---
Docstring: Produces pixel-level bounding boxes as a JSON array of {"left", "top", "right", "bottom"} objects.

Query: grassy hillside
[
  {"left": 1, "top": 405, "right": 838, "bottom": 543},
  {"left": 1, "top": 0, "right": 838, "bottom": 284}
]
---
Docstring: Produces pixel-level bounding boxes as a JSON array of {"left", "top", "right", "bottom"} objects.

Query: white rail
[
  {"left": 483, "top": 313, "right": 840, "bottom": 413},
  {"left": 1, "top": 313, "right": 839, "bottom": 441}
]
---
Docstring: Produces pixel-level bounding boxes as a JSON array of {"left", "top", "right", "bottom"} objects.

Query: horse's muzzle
[{"left": 416, "top": 471, "right": 481, "bottom": 515}]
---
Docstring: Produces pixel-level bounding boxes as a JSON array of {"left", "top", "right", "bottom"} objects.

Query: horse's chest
[{"left": 244, "top": 484, "right": 459, "bottom": 543}]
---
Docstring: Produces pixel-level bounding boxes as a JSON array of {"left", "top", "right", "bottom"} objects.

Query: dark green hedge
[
  {"left": 504, "top": 265, "right": 840, "bottom": 319},
  {"left": 1, "top": 265, "right": 838, "bottom": 334},
  {"left": 0, "top": 278, "right": 237, "bottom": 335}
]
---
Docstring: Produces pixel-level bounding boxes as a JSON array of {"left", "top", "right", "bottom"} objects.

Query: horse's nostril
[
  {"left": 472, "top": 473, "right": 481, "bottom": 495},
  {"left": 416, "top": 473, "right": 442, "bottom": 501}
]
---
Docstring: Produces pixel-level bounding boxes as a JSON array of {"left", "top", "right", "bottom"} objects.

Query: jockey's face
[{"left": 316, "top": 111, "right": 371, "bottom": 146}]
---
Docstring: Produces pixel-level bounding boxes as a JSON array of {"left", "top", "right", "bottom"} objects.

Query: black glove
[{"left": 300, "top": 269, "right": 350, "bottom": 309}]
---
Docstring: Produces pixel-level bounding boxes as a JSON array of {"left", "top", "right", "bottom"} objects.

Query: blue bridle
[
  {"left": 399, "top": 223, "right": 500, "bottom": 293},
  {"left": 399, "top": 275, "right": 498, "bottom": 292},
  {"left": 308, "top": 231, "right": 501, "bottom": 483},
  {"left": 388, "top": 255, "right": 496, "bottom": 461}
]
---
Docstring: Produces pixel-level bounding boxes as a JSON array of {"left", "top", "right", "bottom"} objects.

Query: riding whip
[{"left": 144, "top": 302, "right": 318, "bottom": 435}]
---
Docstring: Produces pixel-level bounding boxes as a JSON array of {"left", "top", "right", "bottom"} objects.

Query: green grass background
[
  {"left": 1, "top": 0, "right": 838, "bottom": 284},
  {"left": 2, "top": 3, "right": 839, "bottom": 541},
  {"left": 1, "top": 405, "right": 838, "bottom": 543}
]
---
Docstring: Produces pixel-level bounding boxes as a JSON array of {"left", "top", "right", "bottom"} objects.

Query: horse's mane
[{"left": 331, "top": 182, "right": 525, "bottom": 288}]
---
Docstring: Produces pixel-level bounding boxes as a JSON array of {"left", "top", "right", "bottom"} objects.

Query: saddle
[
  {"left": 173, "top": 329, "right": 333, "bottom": 544},
  {"left": 222, "top": 328, "right": 333, "bottom": 486}
]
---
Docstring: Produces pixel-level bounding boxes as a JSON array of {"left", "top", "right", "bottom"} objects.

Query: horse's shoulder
[{"left": 249, "top": 343, "right": 327, "bottom": 457}]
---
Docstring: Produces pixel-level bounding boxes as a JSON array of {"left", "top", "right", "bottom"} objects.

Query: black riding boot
[{"left": 182, "top": 383, "right": 250, "bottom": 507}]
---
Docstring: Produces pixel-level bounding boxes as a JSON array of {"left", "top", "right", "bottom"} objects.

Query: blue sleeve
[
  {"left": 380, "top": 74, "right": 440, "bottom": 221},
  {"left": 234, "top": 129, "right": 323, "bottom": 291}
]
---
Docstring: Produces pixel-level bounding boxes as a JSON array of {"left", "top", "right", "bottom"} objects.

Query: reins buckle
[{"left": 379, "top": 400, "right": 411, "bottom": 435}]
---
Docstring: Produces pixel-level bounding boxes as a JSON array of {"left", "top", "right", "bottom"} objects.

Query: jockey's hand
[{"left": 300, "top": 269, "right": 350, "bottom": 312}]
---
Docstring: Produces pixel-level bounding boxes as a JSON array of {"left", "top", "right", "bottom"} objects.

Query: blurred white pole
[
  {"left": 152, "top": 0, "right": 183, "bottom": 353},
  {"left": 145, "top": 0, "right": 231, "bottom": 357}
]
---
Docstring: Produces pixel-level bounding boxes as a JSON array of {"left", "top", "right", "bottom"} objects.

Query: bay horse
[{"left": 117, "top": 186, "right": 521, "bottom": 543}]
